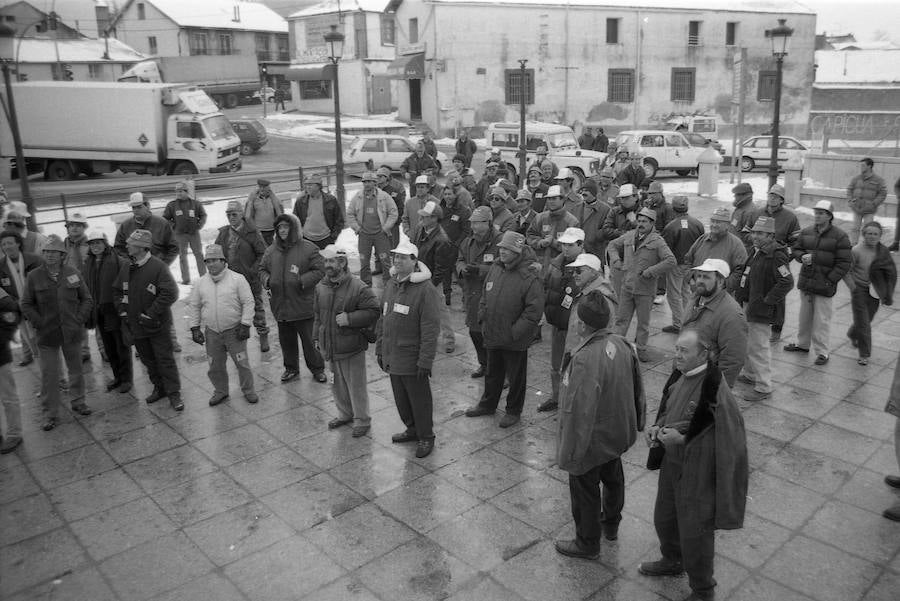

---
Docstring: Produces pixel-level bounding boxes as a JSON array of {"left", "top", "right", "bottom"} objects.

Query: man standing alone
[
  {"left": 555, "top": 290, "right": 644, "bottom": 560},
  {"left": 847, "top": 157, "right": 887, "bottom": 244}
]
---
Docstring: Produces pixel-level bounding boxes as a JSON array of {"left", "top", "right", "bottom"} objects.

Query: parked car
[
  {"left": 230, "top": 119, "right": 268, "bottom": 155},
  {"left": 612, "top": 130, "right": 707, "bottom": 178},
  {"left": 682, "top": 132, "right": 725, "bottom": 155},
  {"left": 737, "top": 135, "right": 808, "bottom": 172},
  {"left": 667, "top": 115, "right": 719, "bottom": 140},
  {"left": 486, "top": 122, "right": 607, "bottom": 188},
  {"left": 344, "top": 135, "right": 449, "bottom": 174},
  {"left": 252, "top": 86, "right": 291, "bottom": 103}
]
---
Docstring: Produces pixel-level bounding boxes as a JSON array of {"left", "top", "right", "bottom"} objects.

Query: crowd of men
[{"left": 0, "top": 143, "right": 899, "bottom": 601}]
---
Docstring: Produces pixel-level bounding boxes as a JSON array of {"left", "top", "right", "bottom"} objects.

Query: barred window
[
  {"left": 671, "top": 68, "right": 695, "bottom": 102},
  {"left": 758, "top": 70, "right": 777, "bottom": 101},
  {"left": 505, "top": 69, "right": 534, "bottom": 105},
  {"left": 607, "top": 69, "right": 634, "bottom": 103}
]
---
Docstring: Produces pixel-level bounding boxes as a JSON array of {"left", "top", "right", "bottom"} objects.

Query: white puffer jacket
[{"left": 186, "top": 268, "right": 254, "bottom": 333}]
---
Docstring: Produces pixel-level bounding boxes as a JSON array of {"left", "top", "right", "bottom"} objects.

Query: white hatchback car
[
  {"left": 344, "top": 135, "right": 449, "bottom": 174},
  {"left": 738, "top": 135, "right": 808, "bottom": 172},
  {"left": 612, "top": 130, "right": 706, "bottom": 178}
]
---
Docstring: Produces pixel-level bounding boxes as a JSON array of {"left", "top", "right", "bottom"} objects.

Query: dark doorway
[{"left": 409, "top": 79, "right": 422, "bottom": 120}]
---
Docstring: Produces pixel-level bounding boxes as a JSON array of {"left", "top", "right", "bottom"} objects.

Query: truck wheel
[
  {"left": 212, "top": 95, "right": 225, "bottom": 108},
  {"left": 225, "top": 94, "right": 239, "bottom": 109},
  {"left": 172, "top": 162, "right": 198, "bottom": 176},
  {"left": 240, "top": 143, "right": 254, "bottom": 156},
  {"left": 642, "top": 159, "right": 658, "bottom": 179},
  {"left": 46, "top": 160, "right": 74, "bottom": 181}
]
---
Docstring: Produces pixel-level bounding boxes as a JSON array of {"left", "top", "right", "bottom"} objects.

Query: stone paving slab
[{"left": 2, "top": 194, "right": 900, "bottom": 600}]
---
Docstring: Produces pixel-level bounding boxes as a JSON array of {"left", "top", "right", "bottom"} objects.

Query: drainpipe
[{"left": 634, "top": 10, "right": 641, "bottom": 129}]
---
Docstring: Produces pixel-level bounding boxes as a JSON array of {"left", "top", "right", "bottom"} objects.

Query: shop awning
[
  {"left": 285, "top": 63, "right": 332, "bottom": 81},
  {"left": 387, "top": 53, "right": 425, "bottom": 79},
  {"left": 265, "top": 64, "right": 292, "bottom": 77}
]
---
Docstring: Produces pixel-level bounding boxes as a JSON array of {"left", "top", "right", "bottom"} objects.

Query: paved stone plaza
[{"left": 2, "top": 195, "right": 900, "bottom": 601}]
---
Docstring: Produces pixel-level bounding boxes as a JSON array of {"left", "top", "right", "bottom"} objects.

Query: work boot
[
  {"left": 638, "top": 558, "right": 684, "bottom": 577},
  {"left": 208, "top": 392, "right": 229, "bottom": 407},
  {"left": 259, "top": 333, "right": 270, "bottom": 353},
  {"left": 145, "top": 388, "right": 167, "bottom": 404},
  {"left": 537, "top": 399, "right": 558, "bottom": 412},
  {"left": 71, "top": 402, "right": 92, "bottom": 416},
  {"left": 554, "top": 540, "right": 598, "bottom": 560},
  {"left": 415, "top": 438, "right": 434, "bottom": 458},
  {"left": 470, "top": 365, "right": 485, "bottom": 378},
  {"left": 499, "top": 413, "right": 520, "bottom": 428},
  {"left": 464, "top": 405, "right": 495, "bottom": 418},
  {"left": 169, "top": 393, "right": 184, "bottom": 412}
]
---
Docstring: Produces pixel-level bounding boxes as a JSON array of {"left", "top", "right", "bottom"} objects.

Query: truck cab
[
  {"left": 486, "top": 122, "right": 608, "bottom": 188},
  {"left": 166, "top": 88, "right": 241, "bottom": 175}
]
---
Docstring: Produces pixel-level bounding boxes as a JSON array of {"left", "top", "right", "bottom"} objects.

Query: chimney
[{"left": 95, "top": 1, "right": 110, "bottom": 36}]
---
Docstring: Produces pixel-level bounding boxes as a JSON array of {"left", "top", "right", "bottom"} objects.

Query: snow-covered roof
[
  {"left": 831, "top": 41, "right": 900, "bottom": 51},
  {"left": 143, "top": 0, "right": 288, "bottom": 32},
  {"left": 815, "top": 49, "right": 900, "bottom": 84},
  {"left": 425, "top": 0, "right": 814, "bottom": 14},
  {"left": 16, "top": 37, "right": 146, "bottom": 63},
  {"left": 289, "top": 0, "right": 393, "bottom": 18}
]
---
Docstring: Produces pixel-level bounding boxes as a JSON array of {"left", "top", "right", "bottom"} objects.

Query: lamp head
[
  {"left": 766, "top": 18, "right": 793, "bottom": 58},
  {"left": 324, "top": 24, "right": 345, "bottom": 61}
]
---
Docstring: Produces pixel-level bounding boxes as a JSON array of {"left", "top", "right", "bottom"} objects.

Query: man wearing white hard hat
[
  {"left": 783, "top": 200, "right": 851, "bottom": 366},
  {"left": 375, "top": 240, "right": 440, "bottom": 458},
  {"left": 609, "top": 207, "right": 676, "bottom": 362},
  {"left": 601, "top": 183, "right": 639, "bottom": 297},
  {"left": 62, "top": 211, "right": 94, "bottom": 362},
  {"left": 527, "top": 184, "right": 579, "bottom": 274},
  {"left": 187, "top": 244, "right": 258, "bottom": 406},
  {"left": 681, "top": 258, "right": 748, "bottom": 386},
  {"left": 554, "top": 167, "right": 584, "bottom": 222},
  {"left": 539, "top": 227, "right": 585, "bottom": 412},
  {"left": 565, "top": 253, "right": 618, "bottom": 352},
  {"left": 1, "top": 201, "right": 47, "bottom": 256},
  {"left": 346, "top": 171, "right": 398, "bottom": 287},
  {"left": 313, "top": 244, "right": 380, "bottom": 437},
  {"left": 402, "top": 175, "right": 439, "bottom": 237}
]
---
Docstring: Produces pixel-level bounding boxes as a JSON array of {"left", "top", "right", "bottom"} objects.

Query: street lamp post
[
  {"left": 324, "top": 24, "right": 345, "bottom": 204},
  {"left": 765, "top": 18, "right": 793, "bottom": 190},
  {"left": 0, "top": 24, "right": 37, "bottom": 231},
  {"left": 518, "top": 59, "right": 527, "bottom": 186}
]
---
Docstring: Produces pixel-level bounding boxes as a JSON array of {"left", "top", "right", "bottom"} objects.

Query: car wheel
[
  {"left": 740, "top": 156, "right": 755, "bottom": 172},
  {"left": 240, "top": 143, "right": 254, "bottom": 156},
  {"left": 675, "top": 169, "right": 691, "bottom": 177},
  {"left": 642, "top": 159, "right": 658, "bottom": 179}
]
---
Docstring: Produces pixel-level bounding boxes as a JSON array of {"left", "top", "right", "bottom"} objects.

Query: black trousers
[
  {"left": 277, "top": 319, "right": 325, "bottom": 373},
  {"left": 771, "top": 298, "right": 785, "bottom": 331},
  {"left": 479, "top": 348, "right": 527, "bottom": 416},
  {"left": 654, "top": 454, "right": 716, "bottom": 597},
  {"left": 469, "top": 330, "right": 486, "bottom": 367},
  {"left": 133, "top": 333, "right": 180, "bottom": 395},
  {"left": 390, "top": 373, "right": 434, "bottom": 440},
  {"left": 98, "top": 313, "right": 132, "bottom": 385},
  {"left": 568, "top": 458, "right": 625, "bottom": 552}
]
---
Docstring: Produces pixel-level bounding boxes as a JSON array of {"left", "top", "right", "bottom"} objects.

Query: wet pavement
[{"left": 2, "top": 195, "right": 900, "bottom": 601}]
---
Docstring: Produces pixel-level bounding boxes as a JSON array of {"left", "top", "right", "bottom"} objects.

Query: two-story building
[
  {"left": 284, "top": 0, "right": 399, "bottom": 115},
  {"left": 394, "top": 0, "right": 817, "bottom": 136},
  {"left": 109, "top": 0, "right": 289, "bottom": 86}
]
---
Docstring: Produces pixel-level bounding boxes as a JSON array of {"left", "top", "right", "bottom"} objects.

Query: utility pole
[{"left": 518, "top": 59, "right": 527, "bottom": 186}]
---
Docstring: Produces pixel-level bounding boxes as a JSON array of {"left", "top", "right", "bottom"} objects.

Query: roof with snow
[
  {"left": 135, "top": 0, "right": 287, "bottom": 32},
  {"left": 16, "top": 37, "right": 146, "bottom": 63},
  {"left": 815, "top": 49, "right": 900, "bottom": 84},
  {"left": 424, "top": 0, "right": 813, "bottom": 14},
  {"left": 289, "top": 0, "right": 394, "bottom": 18}
]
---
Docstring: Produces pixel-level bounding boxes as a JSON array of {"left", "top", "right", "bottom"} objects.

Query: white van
[
  {"left": 666, "top": 116, "right": 719, "bottom": 141},
  {"left": 486, "top": 122, "right": 608, "bottom": 188}
]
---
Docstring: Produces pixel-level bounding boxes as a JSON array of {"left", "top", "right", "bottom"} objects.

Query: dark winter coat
[
  {"left": 21, "top": 264, "right": 92, "bottom": 347},
  {"left": 601, "top": 205, "right": 638, "bottom": 250},
  {"left": 163, "top": 197, "right": 207, "bottom": 234},
  {"left": 379, "top": 179, "right": 407, "bottom": 220},
  {"left": 313, "top": 271, "right": 380, "bottom": 361},
  {"left": 581, "top": 199, "right": 612, "bottom": 259},
  {"left": 114, "top": 215, "right": 179, "bottom": 265},
  {"left": 259, "top": 214, "right": 324, "bottom": 322},
  {"left": 734, "top": 239, "right": 793, "bottom": 323},
  {"left": 293, "top": 191, "right": 345, "bottom": 243},
  {"left": 681, "top": 288, "right": 748, "bottom": 387},
  {"left": 456, "top": 231, "right": 501, "bottom": 331},
  {"left": 84, "top": 246, "right": 130, "bottom": 332},
  {"left": 214, "top": 220, "right": 267, "bottom": 287},
  {"left": 869, "top": 244, "right": 897, "bottom": 305},
  {"left": 662, "top": 213, "right": 706, "bottom": 264},
  {"left": 400, "top": 152, "right": 438, "bottom": 179},
  {"left": 455, "top": 137, "right": 477, "bottom": 167},
  {"left": 439, "top": 200, "right": 472, "bottom": 245},
  {"left": 615, "top": 164, "right": 646, "bottom": 188},
  {"left": 375, "top": 263, "right": 440, "bottom": 374},
  {"left": 478, "top": 246, "right": 545, "bottom": 351},
  {"left": 112, "top": 255, "right": 178, "bottom": 339},
  {"left": 414, "top": 225, "right": 456, "bottom": 286},
  {"left": 527, "top": 210, "right": 580, "bottom": 273},
  {"left": 543, "top": 253, "right": 579, "bottom": 330},
  {"left": 792, "top": 223, "right": 852, "bottom": 297},
  {"left": 0, "top": 252, "right": 43, "bottom": 301}
]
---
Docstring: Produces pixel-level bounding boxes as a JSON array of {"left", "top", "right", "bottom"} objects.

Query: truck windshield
[
  {"left": 203, "top": 116, "right": 235, "bottom": 141},
  {"left": 692, "top": 120, "right": 716, "bottom": 134},
  {"left": 548, "top": 132, "right": 578, "bottom": 150}
]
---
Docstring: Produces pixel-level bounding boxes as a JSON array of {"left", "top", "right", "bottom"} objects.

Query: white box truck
[{"left": 0, "top": 81, "right": 242, "bottom": 181}]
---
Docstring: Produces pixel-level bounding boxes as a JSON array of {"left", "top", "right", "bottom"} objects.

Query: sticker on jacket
[
  {"left": 778, "top": 265, "right": 790, "bottom": 277},
  {"left": 146, "top": 283, "right": 156, "bottom": 294},
  {"left": 483, "top": 254, "right": 494, "bottom": 263},
  {"left": 67, "top": 274, "right": 80, "bottom": 285},
  {"left": 393, "top": 303, "right": 410, "bottom": 315},
  {"left": 486, "top": 281, "right": 493, "bottom": 291},
  {"left": 290, "top": 264, "right": 299, "bottom": 274}
]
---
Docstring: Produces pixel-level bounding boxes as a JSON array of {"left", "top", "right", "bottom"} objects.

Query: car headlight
[{"left": 590, "top": 160, "right": 599, "bottom": 173}]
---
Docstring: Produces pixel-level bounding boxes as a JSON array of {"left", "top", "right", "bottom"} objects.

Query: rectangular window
[
  {"left": 137, "top": 3, "right": 145, "bottom": 20},
  {"left": 688, "top": 20, "right": 701, "bottom": 46},
  {"left": 276, "top": 35, "right": 289, "bottom": 61},
  {"left": 88, "top": 63, "right": 102, "bottom": 79},
  {"left": 504, "top": 68, "right": 534, "bottom": 105},
  {"left": 148, "top": 36, "right": 157, "bottom": 55},
  {"left": 607, "top": 69, "right": 634, "bottom": 103},
  {"left": 299, "top": 80, "right": 332, "bottom": 100},
  {"left": 408, "top": 18, "right": 418, "bottom": 43},
  {"left": 606, "top": 18, "right": 619, "bottom": 44},
  {"left": 671, "top": 68, "right": 696, "bottom": 102},
  {"left": 255, "top": 33, "right": 270, "bottom": 53},
  {"left": 757, "top": 70, "right": 777, "bottom": 101},
  {"left": 218, "top": 33, "right": 233, "bottom": 55},
  {"left": 381, "top": 13, "right": 395, "bottom": 45},
  {"left": 189, "top": 32, "right": 208, "bottom": 55},
  {"left": 726, "top": 22, "right": 738, "bottom": 46}
]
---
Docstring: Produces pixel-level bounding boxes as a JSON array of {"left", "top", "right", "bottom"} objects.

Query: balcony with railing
[{"left": 256, "top": 50, "right": 290, "bottom": 62}]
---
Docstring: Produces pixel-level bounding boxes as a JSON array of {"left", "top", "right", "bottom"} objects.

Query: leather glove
[
  {"left": 236, "top": 323, "right": 251, "bottom": 340},
  {"left": 376, "top": 355, "right": 384, "bottom": 371},
  {"left": 191, "top": 327, "right": 205, "bottom": 345},
  {"left": 417, "top": 367, "right": 431, "bottom": 379}
]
